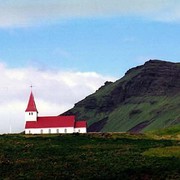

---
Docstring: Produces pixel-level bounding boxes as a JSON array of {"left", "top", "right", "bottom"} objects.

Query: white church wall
[
  {"left": 25, "top": 127, "right": 75, "bottom": 134},
  {"left": 25, "top": 112, "right": 38, "bottom": 121},
  {"left": 74, "top": 128, "right": 87, "bottom": 133}
]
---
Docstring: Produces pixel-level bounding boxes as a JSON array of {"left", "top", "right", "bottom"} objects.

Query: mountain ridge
[{"left": 62, "top": 59, "right": 180, "bottom": 133}]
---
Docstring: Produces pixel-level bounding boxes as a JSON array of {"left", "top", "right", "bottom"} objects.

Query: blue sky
[
  {"left": 1, "top": 0, "right": 180, "bottom": 133},
  {"left": 1, "top": 17, "right": 180, "bottom": 77},
  {"left": 0, "top": 0, "right": 180, "bottom": 77}
]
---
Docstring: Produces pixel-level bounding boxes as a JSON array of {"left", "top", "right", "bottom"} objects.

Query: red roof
[
  {"left": 75, "top": 121, "right": 87, "bottom": 128},
  {"left": 25, "top": 92, "right": 38, "bottom": 112},
  {"left": 25, "top": 115, "right": 75, "bottom": 128}
]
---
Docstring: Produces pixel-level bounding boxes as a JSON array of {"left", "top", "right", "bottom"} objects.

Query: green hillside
[
  {"left": 0, "top": 134, "right": 179, "bottom": 179},
  {"left": 104, "top": 95, "right": 180, "bottom": 132},
  {"left": 63, "top": 60, "right": 180, "bottom": 132},
  {"left": 146, "top": 124, "right": 180, "bottom": 139}
]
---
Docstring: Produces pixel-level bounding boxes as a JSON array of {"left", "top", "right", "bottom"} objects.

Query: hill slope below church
[{"left": 63, "top": 60, "right": 180, "bottom": 132}]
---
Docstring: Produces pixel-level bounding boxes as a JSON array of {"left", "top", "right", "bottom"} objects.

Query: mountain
[{"left": 62, "top": 60, "right": 180, "bottom": 133}]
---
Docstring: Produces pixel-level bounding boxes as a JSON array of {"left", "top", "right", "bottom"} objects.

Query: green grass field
[{"left": 0, "top": 132, "right": 179, "bottom": 179}]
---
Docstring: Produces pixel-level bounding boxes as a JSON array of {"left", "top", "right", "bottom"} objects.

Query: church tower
[{"left": 25, "top": 91, "right": 38, "bottom": 121}]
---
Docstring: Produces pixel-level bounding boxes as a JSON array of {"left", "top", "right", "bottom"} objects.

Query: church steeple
[
  {"left": 25, "top": 91, "right": 38, "bottom": 112},
  {"left": 25, "top": 91, "right": 38, "bottom": 122}
]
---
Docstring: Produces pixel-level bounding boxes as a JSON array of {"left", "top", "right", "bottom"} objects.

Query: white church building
[{"left": 25, "top": 91, "right": 87, "bottom": 134}]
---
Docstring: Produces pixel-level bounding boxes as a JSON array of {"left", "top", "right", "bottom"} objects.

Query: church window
[
  {"left": 56, "top": 129, "right": 59, "bottom": 133},
  {"left": 64, "top": 129, "right": 67, "bottom": 133},
  {"left": 41, "top": 129, "right": 43, "bottom": 134},
  {"left": 29, "top": 130, "right": 31, "bottom": 134},
  {"left": 78, "top": 129, "right": 80, "bottom": 133},
  {"left": 49, "top": 129, "right": 51, "bottom": 134}
]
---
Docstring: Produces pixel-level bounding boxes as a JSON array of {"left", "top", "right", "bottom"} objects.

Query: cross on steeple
[{"left": 30, "top": 85, "right": 35, "bottom": 91}]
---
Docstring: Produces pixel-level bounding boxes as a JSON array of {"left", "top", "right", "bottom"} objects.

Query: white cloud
[
  {"left": 0, "top": 62, "right": 116, "bottom": 134},
  {"left": 0, "top": 0, "right": 180, "bottom": 28}
]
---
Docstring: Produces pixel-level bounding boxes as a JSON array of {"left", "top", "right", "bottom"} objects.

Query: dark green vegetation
[
  {"left": 0, "top": 133, "right": 180, "bottom": 179},
  {"left": 63, "top": 60, "right": 180, "bottom": 132}
]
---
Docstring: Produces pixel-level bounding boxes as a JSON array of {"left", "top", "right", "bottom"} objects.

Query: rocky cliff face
[
  {"left": 62, "top": 60, "right": 180, "bottom": 132},
  {"left": 124, "top": 60, "right": 180, "bottom": 96}
]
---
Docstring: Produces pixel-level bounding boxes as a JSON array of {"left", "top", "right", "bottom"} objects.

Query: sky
[{"left": 0, "top": 0, "right": 180, "bottom": 133}]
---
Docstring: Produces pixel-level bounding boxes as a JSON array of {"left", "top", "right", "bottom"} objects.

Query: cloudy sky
[{"left": 0, "top": 0, "right": 180, "bottom": 133}]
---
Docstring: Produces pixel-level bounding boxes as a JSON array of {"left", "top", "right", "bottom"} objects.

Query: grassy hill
[
  {"left": 0, "top": 133, "right": 180, "bottom": 179},
  {"left": 63, "top": 60, "right": 180, "bottom": 132},
  {"left": 146, "top": 124, "right": 180, "bottom": 140}
]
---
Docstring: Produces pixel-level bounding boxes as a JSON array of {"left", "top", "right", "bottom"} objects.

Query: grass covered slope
[
  {"left": 63, "top": 60, "right": 180, "bottom": 132},
  {"left": 103, "top": 95, "right": 180, "bottom": 132},
  {"left": 146, "top": 125, "right": 180, "bottom": 140},
  {"left": 0, "top": 134, "right": 180, "bottom": 179}
]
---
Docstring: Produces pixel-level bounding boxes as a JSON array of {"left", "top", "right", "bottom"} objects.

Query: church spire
[{"left": 25, "top": 91, "right": 38, "bottom": 112}]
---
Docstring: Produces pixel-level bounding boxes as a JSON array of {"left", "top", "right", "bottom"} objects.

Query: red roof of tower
[
  {"left": 25, "top": 116, "right": 76, "bottom": 129},
  {"left": 25, "top": 91, "right": 38, "bottom": 112}
]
